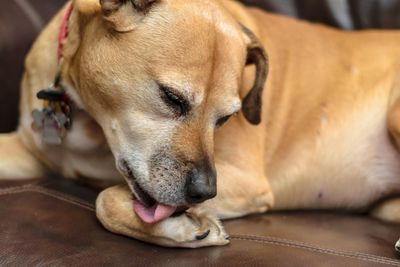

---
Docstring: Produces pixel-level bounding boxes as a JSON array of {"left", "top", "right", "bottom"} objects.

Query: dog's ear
[
  {"left": 241, "top": 25, "right": 269, "bottom": 125},
  {"left": 75, "top": 0, "right": 101, "bottom": 15},
  {"left": 99, "top": 0, "right": 158, "bottom": 32}
]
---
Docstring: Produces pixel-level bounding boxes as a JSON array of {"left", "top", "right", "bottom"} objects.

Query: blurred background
[{"left": 1, "top": 0, "right": 400, "bottom": 133}]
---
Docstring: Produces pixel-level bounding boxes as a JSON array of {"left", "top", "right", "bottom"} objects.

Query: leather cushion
[
  {"left": 1, "top": 178, "right": 399, "bottom": 266},
  {"left": 241, "top": 0, "right": 400, "bottom": 29},
  {"left": 0, "top": 0, "right": 64, "bottom": 133}
]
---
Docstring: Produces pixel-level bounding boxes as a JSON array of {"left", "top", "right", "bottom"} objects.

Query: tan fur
[{"left": 2, "top": 0, "right": 400, "bottom": 247}]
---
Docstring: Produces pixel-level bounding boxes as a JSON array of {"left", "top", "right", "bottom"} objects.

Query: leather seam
[
  {"left": 0, "top": 185, "right": 95, "bottom": 211},
  {"left": 231, "top": 234, "right": 398, "bottom": 261},
  {"left": 231, "top": 235, "right": 400, "bottom": 266},
  {"left": 30, "top": 186, "right": 95, "bottom": 211},
  {"left": 0, "top": 184, "right": 37, "bottom": 194},
  {"left": 0, "top": 182, "right": 41, "bottom": 192}
]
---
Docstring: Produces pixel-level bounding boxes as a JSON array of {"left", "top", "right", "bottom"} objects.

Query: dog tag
[
  {"left": 32, "top": 109, "right": 67, "bottom": 145},
  {"left": 31, "top": 74, "right": 72, "bottom": 145},
  {"left": 32, "top": 109, "right": 45, "bottom": 131},
  {"left": 42, "top": 115, "right": 63, "bottom": 145},
  {"left": 54, "top": 112, "right": 68, "bottom": 128}
]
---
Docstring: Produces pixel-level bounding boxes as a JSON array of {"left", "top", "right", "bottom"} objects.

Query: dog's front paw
[
  {"left": 96, "top": 185, "right": 229, "bottom": 248},
  {"left": 152, "top": 210, "right": 229, "bottom": 248}
]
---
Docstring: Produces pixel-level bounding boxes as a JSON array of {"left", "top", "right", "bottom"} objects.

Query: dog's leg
[
  {"left": 370, "top": 198, "right": 400, "bottom": 252},
  {"left": 384, "top": 88, "right": 400, "bottom": 251},
  {"left": 388, "top": 94, "right": 400, "bottom": 150},
  {"left": 96, "top": 185, "right": 229, "bottom": 248},
  {"left": 193, "top": 115, "right": 274, "bottom": 220},
  {"left": 370, "top": 198, "right": 400, "bottom": 223},
  {"left": 190, "top": 159, "right": 274, "bottom": 220},
  {"left": 381, "top": 92, "right": 400, "bottom": 221},
  {"left": 96, "top": 162, "right": 272, "bottom": 248},
  {"left": 0, "top": 132, "right": 45, "bottom": 180},
  {"left": 96, "top": 131, "right": 273, "bottom": 247},
  {"left": 96, "top": 165, "right": 271, "bottom": 248}
]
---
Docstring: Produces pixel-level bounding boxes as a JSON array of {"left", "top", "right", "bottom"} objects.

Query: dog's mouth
[{"left": 121, "top": 160, "right": 188, "bottom": 224}]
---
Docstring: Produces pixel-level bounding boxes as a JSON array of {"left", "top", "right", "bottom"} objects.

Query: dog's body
[{"left": 2, "top": 0, "right": 400, "bottom": 247}]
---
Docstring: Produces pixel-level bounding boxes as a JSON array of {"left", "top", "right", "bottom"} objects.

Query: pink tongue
[{"left": 133, "top": 200, "right": 177, "bottom": 224}]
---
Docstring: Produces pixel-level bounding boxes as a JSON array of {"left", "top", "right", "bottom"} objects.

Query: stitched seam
[
  {"left": 0, "top": 185, "right": 95, "bottom": 211},
  {"left": 0, "top": 184, "right": 36, "bottom": 194},
  {"left": 0, "top": 179, "right": 51, "bottom": 191},
  {"left": 232, "top": 236, "right": 400, "bottom": 266},
  {"left": 232, "top": 234, "right": 400, "bottom": 264},
  {"left": 231, "top": 235, "right": 400, "bottom": 266},
  {"left": 29, "top": 187, "right": 95, "bottom": 211},
  {"left": 231, "top": 233, "right": 397, "bottom": 262}
]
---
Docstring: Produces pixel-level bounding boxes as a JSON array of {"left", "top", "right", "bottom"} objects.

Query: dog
[{"left": 2, "top": 0, "right": 400, "bottom": 248}]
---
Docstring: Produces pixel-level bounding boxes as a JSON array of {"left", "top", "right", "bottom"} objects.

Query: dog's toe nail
[
  {"left": 224, "top": 234, "right": 230, "bottom": 240},
  {"left": 196, "top": 230, "right": 210, "bottom": 240}
]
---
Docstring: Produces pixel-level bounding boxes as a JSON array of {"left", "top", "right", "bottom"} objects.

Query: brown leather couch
[{"left": 1, "top": 1, "right": 400, "bottom": 266}]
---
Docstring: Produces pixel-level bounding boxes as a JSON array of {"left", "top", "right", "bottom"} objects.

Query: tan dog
[{"left": 2, "top": 0, "right": 400, "bottom": 248}]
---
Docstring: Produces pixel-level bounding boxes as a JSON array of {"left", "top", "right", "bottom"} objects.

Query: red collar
[
  {"left": 57, "top": 3, "right": 74, "bottom": 60},
  {"left": 31, "top": 3, "right": 75, "bottom": 145}
]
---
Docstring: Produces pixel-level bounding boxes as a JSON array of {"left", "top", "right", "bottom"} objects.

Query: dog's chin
[
  {"left": 119, "top": 161, "right": 189, "bottom": 224},
  {"left": 118, "top": 160, "right": 155, "bottom": 205},
  {"left": 127, "top": 178, "right": 156, "bottom": 207}
]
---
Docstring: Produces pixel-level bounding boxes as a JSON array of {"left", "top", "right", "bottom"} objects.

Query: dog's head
[{"left": 66, "top": 0, "right": 268, "bottom": 218}]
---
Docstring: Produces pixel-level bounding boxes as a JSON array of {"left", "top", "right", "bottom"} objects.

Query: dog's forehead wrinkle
[
  {"left": 171, "top": 0, "right": 243, "bottom": 44},
  {"left": 167, "top": 0, "right": 240, "bottom": 32},
  {"left": 136, "top": 0, "right": 242, "bottom": 57}
]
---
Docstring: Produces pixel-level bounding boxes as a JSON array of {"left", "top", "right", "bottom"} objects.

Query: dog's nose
[{"left": 186, "top": 166, "right": 217, "bottom": 204}]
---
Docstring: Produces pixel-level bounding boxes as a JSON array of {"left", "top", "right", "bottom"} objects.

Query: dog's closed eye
[
  {"left": 216, "top": 114, "right": 234, "bottom": 128},
  {"left": 216, "top": 111, "right": 239, "bottom": 128},
  {"left": 159, "top": 85, "right": 190, "bottom": 117}
]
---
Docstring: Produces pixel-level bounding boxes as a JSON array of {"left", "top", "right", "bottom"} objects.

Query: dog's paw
[
  {"left": 395, "top": 238, "right": 400, "bottom": 252},
  {"left": 152, "top": 211, "right": 230, "bottom": 248},
  {"left": 96, "top": 185, "right": 229, "bottom": 248}
]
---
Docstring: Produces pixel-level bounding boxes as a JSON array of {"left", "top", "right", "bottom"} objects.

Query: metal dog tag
[
  {"left": 31, "top": 77, "right": 72, "bottom": 145},
  {"left": 42, "top": 115, "right": 63, "bottom": 145},
  {"left": 32, "top": 109, "right": 68, "bottom": 145},
  {"left": 32, "top": 109, "right": 45, "bottom": 130}
]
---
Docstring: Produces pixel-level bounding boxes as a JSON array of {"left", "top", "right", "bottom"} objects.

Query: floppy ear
[
  {"left": 100, "top": 0, "right": 158, "bottom": 32},
  {"left": 241, "top": 25, "right": 269, "bottom": 125}
]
